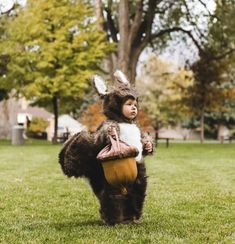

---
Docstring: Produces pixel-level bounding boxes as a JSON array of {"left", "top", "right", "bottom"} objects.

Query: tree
[
  {"left": 136, "top": 53, "right": 193, "bottom": 130},
  {"left": 0, "top": 13, "right": 13, "bottom": 101},
  {"left": 1, "top": 0, "right": 110, "bottom": 142},
  {"left": 189, "top": 0, "right": 235, "bottom": 142},
  {"left": 95, "top": 0, "right": 231, "bottom": 83},
  {"left": 79, "top": 101, "right": 105, "bottom": 132},
  {"left": 190, "top": 58, "right": 222, "bottom": 142},
  {"left": 0, "top": 54, "right": 10, "bottom": 101},
  {"left": 190, "top": 53, "right": 235, "bottom": 141}
]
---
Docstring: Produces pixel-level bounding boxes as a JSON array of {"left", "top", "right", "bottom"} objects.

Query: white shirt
[{"left": 118, "top": 123, "right": 143, "bottom": 162}]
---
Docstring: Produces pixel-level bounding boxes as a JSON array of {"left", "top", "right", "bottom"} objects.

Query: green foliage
[
  {"left": 1, "top": 0, "right": 110, "bottom": 107},
  {"left": 188, "top": 0, "right": 235, "bottom": 139},
  {"left": 208, "top": 0, "right": 235, "bottom": 55},
  {"left": 0, "top": 88, "right": 8, "bottom": 101},
  {"left": 0, "top": 142, "right": 234, "bottom": 243},
  {"left": 190, "top": 58, "right": 221, "bottom": 111},
  {"left": 0, "top": 15, "right": 14, "bottom": 99}
]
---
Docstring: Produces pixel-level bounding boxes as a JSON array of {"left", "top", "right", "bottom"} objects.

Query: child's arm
[{"left": 141, "top": 132, "right": 155, "bottom": 155}]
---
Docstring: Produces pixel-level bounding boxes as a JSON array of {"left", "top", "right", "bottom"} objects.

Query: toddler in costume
[{"left": 59, "top": 70, "right": 154, "bottom": 225}]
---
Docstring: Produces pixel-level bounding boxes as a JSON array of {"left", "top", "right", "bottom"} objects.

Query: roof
[
  {"left": 58, "top": 114, "right": 85, "bottom": 134},
  {"left": 18, "top": 106, "right": 53, "bottom": 120}
]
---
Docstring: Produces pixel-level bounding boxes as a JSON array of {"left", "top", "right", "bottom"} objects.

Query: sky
[
  {"left": 0, "top": 0, "right": 26, "bottom": 14},
  {"left": 150, "top": 0, "right": 216, "bottom": 67}
]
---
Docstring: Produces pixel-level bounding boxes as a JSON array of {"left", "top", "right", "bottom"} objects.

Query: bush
[{"left": 26, "top": 117, "right": 49, "bottom": 139}]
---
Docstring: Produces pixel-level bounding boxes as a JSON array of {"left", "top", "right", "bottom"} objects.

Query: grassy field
[{"left": 0, "top": 140, "right": 234, "bottom": 244}]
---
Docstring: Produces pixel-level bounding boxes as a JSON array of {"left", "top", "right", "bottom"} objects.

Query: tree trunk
[
  {"left": 95, "top": 1, "right": 152, "bottom": 83},
  {"left": 0, "top": 99, "right": 9, "bottom": 139},
  {"left": 95, "top": 0, "right": 103, "bottom": 30},
  {"left": 52, "top": 93, "right": 58, "bottom": 144},
  {"left": 200, "top": 106, "right": 205, "bottom": 143},
  {"left": 118, "top": 0, "right": 131, "bottom": 78},
  {"left": 129, "top": 44, "right": 146, "bottom": 82}
]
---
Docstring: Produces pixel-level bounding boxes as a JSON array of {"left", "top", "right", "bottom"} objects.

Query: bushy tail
[{"left": 58, "top": 131, "right": 95, "bottom": 178}]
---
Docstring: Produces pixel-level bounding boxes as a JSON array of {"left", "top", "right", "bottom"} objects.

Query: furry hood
[{"left": 93, "top": 70, "right": 139, "bottom": 123}]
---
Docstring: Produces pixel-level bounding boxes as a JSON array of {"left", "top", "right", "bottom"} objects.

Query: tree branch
[
  {"left": 150, "top": 27, "right": 205, "bottom": 55},
  {"left": 118, "top": 0, "right": 129, "bottom": 42},
  {"left": 198, "top": 0, "right": 214, "bottom": 17},
  {"left": 182, "top": 0, "right": 207, "bottom": 41},
  {"left": 145, "top": 0, "right": 158, "bottom": 39},
  {"left": 134, "top": 0, "right": 163, "bottom": 48},
  {"left": 128, "top": 0, "right": 144, "bottom": 46},
  {"left": 155, "top": 1, "right": 175, "bottom": 15},
  {"left": 95, "top": 0, "right": 104, "bottom": 31},
  {"left": 104, "top": 7, "right": 118, "bottom": 42},
  {"left": 118, "top": 0, "right": 130, "bottom": 71}
]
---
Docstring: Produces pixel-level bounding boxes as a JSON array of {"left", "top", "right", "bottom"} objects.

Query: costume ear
[
  {"left": 113, "top": 70, "right": 130, "bottom": 86},
  {"left": 93, "top": 75, "right": 108, "bottom": 96}
]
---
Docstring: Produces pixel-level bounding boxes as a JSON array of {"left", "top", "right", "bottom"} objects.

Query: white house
[{"left": 46, "top": 114, "right": 86, "bottom": 141}]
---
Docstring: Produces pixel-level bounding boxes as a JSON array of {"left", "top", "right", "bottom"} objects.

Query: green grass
[{"left": 0, "top": 140, "right": 234, "bottom": 243}]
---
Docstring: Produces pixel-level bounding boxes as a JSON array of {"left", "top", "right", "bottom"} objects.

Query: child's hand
[{"left": 144, "top": 141, "right": 153, "bottom": 153}]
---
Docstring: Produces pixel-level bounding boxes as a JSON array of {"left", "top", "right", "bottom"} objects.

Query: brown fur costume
[{"left": 59, "top": 70, "right": 153, "bottom": 225}]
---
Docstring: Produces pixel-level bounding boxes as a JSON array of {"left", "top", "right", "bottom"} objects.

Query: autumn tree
[
  {"left": 1, "top": 0, "right": 110, "bottom": 142},
  {"left": 136, "top": 53, "right": 193, "bottom": 130},
  {"left": 137, "top": 109, "right": 155, "bottom": 133},
  {"left": 79, "top": 101, "right": 105, "bottom": 132}
]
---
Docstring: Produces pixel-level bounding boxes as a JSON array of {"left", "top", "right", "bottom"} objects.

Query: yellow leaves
[
  {"left": 27, "top": 117, "right": 49, "bottom": 133},
  {"left": 36, "top": 61, "right": 52, "bottom": 70},
  {"left": 136, "top": 54, "right": 194, "bottom": 124}
]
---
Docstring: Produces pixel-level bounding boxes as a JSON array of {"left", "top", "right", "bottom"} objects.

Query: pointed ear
[
  {"left": 113, "top": 70, "right": 130, "bottom": 86},
  {"left": 93, "top": 75, "right": 108, "bottom": 96}
]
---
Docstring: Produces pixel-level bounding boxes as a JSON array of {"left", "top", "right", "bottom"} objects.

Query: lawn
[{"left": 0, "top": 140, "right": 234, "bottom": 244}]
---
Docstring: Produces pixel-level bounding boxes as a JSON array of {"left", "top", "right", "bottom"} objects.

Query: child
[{"left": 59, "top": 70, "right": 154, "bottom": 225}]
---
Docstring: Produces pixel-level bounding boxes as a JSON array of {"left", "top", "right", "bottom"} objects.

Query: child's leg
[
  {"left": 124, "top": 163, "right": 147, "bottom": 220},
  {"left": 121, "top": 189, "right": 136, "bottom": 222},
  {"left": 98, "top": 185, "right": 125, "bottom": 225}
]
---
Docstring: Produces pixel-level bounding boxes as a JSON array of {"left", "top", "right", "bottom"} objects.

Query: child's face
[{"left": 122, "top": 98, "right": 138, "bottom": 120}]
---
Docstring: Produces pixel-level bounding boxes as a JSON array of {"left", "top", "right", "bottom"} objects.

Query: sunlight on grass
[{"left": 0, "top": 141, "right": 234, "bottom": 243}]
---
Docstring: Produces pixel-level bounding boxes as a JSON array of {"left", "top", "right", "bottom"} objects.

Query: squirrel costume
[{"left": 59, "top": 70, "right": 154, "bottom": 225}]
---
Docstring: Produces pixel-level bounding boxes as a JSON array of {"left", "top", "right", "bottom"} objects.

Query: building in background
[
  {"left": 0, "top": 97, "right": 53, "bottom": 139},
  {"left": 46, "top": 114, "right": 85, "bottom": 142}
]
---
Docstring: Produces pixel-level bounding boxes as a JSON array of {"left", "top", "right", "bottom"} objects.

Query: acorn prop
[{"left": 96, "top": 126, "right": 139, "bottom": 194}]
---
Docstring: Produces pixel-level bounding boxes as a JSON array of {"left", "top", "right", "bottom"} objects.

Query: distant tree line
[{"left": 0, "top": 0, "right": 234, "bottom": 142}]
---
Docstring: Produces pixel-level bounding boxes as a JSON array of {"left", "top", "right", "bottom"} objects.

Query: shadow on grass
[
  {"left": 49, "top": 219, "right": 152, "bottom": 229},
  {"left": 51, "top": 219, "right": 104, "bottom": 229}
]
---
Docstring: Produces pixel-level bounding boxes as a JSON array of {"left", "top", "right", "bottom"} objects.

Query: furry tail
[{"left": 58, "top": 131, "right": 95, "bottom": 178}]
